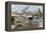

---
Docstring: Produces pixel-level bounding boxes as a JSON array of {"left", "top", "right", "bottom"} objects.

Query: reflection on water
[{"left": 32, "top": 17, "right": 43, "bottom": 27}]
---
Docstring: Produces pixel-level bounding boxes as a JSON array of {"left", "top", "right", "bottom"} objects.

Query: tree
[
  {"left": 33, "top": 8, "right": 43, "bottom": 16},
  {"left": 22, "top": 7, "right": 29, "bottom": 14},
  {"left": 38, "top": 8, "right": 43, "bottom": 16}
]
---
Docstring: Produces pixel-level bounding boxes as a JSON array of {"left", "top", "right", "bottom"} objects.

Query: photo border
[{"left": 5, "top": 1, "right": 45, "bottom": 31}]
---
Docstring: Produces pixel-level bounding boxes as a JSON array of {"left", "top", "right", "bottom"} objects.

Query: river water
[{"left": 32, "top": 17, "right": 43, "bottom": 27}]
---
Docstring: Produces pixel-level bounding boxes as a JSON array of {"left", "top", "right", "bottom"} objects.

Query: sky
[{"left": 11, "top": 4, "right": 43, "bottom": 13}]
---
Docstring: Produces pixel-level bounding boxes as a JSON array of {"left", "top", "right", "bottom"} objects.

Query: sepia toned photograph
[{"left": 5, "top": 2, "right": 45, "bottom": 31}]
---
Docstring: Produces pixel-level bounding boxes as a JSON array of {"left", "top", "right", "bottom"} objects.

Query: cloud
[{"left": 11, "top": 4, "right": 43, "bottom": 13}]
